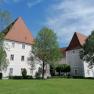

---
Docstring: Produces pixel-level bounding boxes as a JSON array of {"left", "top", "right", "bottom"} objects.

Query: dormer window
[{"left": 22, "top": 44, "right": 25, "bottom": 49}]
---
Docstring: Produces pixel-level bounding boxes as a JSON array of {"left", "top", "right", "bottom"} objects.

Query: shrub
[
  {"left": 21, "top": 68, "right": 27, "bottom": 79},
  {"left": 35, "top": 67, "right": 42, "bottom": 79},
  {"left": 9, "top": 76, "right": 22, "bottom": 79},
  {"left": 56, "top": 64, "right": 71, "bottom": 76},
  {"left": 0, "top": 73, "right": 2, "bottom": 79},
  {"left": 9, "top": 75, "right": 33, "bottom": 79},
  {"left": 50, "top": 65, "right": 55, "bottom": 76}
]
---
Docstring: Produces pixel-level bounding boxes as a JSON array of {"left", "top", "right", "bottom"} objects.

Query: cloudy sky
[{"left": 0, "top": 0, "right": 94, "bottom": 47}]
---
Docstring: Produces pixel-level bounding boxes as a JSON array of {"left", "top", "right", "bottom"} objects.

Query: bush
[
  {"left": 72, "top": 76, "right": 84, "bottom": 79},
  {"left": 0, "top": 73, "right": 2, "bottom": 79},
  {"left": 56, "top": 64, "right": 71, "bottom": 76},
  {"left": 50, "top": 65, "right": 55, "bottom": 76},
  {"left": 21, "top": 68, "right": 27, "bottom": 79},
  {"left": 35, "top": 67, "right": 42, "bottom": 79},
  {"left": 9, "top": 76, "right": 22, "bottom": 79},
  {"left": 9, "top": 75, "right": 33, "bottom": 79}
]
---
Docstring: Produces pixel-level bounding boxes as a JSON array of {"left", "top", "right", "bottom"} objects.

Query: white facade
[
  {"left": 2, "top": 40, "right": 42, "bottom": 78},
  {"left": 66, "top": 49, "right": 94, "bottom": 77}
]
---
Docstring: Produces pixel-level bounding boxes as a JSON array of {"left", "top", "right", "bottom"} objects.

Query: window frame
[
  {"left": 21, "top": 56, "right": 25, "bottom": 61},
  {"left": 10, "top": 54, "right": 14, "bottom": 61},
  {"left": 9, "top": 68, "right": 13, "bottom": 76},
  {"left": 12, "top": 42, "right": 15, "bottom": 48},
  {"left": 22, "top": 44, "right": 25, "bottom": 49}
]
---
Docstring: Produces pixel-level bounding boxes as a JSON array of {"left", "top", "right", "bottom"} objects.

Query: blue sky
[{"left": 0, "top": 0, "right": 94, "bottom": 47}]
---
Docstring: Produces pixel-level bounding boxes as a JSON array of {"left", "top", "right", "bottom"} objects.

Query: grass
[{"left": 0, "top": 78, "right": 94, "bottom": 94}]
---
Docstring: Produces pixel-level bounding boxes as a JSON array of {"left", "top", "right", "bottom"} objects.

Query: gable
[{"left": 66, "top": 32, "right": 87, "bottom": 51}]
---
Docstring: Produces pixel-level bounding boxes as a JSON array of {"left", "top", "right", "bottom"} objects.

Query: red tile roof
[
  {"left": 66, "top": 32, "right": 87, "bottom": 51},
  {"left": 76, "top": 32, "right": 87, "bottom": 46},
  {"left": 60, "top": 47, "right": 66, "bottom": 57},
  {"left": 4, "top": 17, "right": 34, "bottom": 44},
  {"left": 60, "top": 48, "right": 66, "bottom": 55}
]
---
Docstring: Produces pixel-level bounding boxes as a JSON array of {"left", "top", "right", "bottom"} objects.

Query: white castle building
[
  {"left": 66, "top": 32, "right": 94, "bottom": 77},
  {"left": 2, "top": 17, "right": 50, "bottom": 78},
  {"left": 1, "top": 17, "right": 94, "bottom": 78}
]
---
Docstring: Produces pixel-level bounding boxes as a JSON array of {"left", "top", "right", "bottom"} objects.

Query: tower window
[
  {"left": 21, "top": 56, "right": 24, "bottom": 61},
  {"left": 10, "top": 54, "right": 14, "bottom": 61},
  {"left": 9, "top": 68, "right": 13, "bottom": 76},
  {"left": 22, "top": 44, "right": 25, "bottom": 49},
  {"left": 12, "top": 42, "right": 15, "bottom": 48}
]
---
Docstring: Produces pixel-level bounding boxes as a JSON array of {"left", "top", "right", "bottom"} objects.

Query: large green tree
[
  {"left": 0, "top": 3, "right": 11, "bottom": 78},
  {"left": 0, "top": 32, "right": 8, "bottom": 73},
  {"left": 80, "top": 31, "right": 94, "bottom": 68},
  {"left": 33, "top": 27, "right": 61, "bottom": 79}
]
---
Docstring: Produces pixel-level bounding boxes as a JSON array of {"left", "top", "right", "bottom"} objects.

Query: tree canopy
[
  {"left": 33, "top": 27, "right": 61, "bottom": 78},
  {"left": 80, "top": 31, "right": 94, "bottom": 67},
  {"left": 56, "top": 64, "right": 71, "bottom": 76},
  {"left": 0, "top": 6, "right": 11, "bottom": 73},
  {"left": 0, "top": 32, "right": 8, "bottom": 72}
]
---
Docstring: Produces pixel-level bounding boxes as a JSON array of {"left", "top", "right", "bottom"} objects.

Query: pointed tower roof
[
  {"left": 4, "top": 17, "right": 34, "bottom": 44},
  {"left": 66, "top": 32, "right": 87, "bottom": 51}
]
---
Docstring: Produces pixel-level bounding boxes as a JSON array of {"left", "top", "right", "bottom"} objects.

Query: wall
[
  {"left": 66, "top": 49, "right": 84, "bottom": 76},
  {"left": 3, "top": 40, "right": 42, "bottom": 77}
]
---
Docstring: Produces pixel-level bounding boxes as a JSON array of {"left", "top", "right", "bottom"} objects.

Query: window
[
  {"left": 9, "top": 68, "right": 13, "bottom": 76},
  {"left": 21, "top": 56, "right": 24, "bottom": 61},
  {"left": 12, "top": 42, "right": 15, "bottom": 48},
  {"left": 74, "top": 69, "right": 78, "bottom": 75},
  {"left": 22, "top": 44, "right": 25, "bottom": 49},
  {"left": 10, "top": 55, "right": 14, "bottom": 61},
  {"left": 72, "top": 50, "right": 75, "bottom": 53}
]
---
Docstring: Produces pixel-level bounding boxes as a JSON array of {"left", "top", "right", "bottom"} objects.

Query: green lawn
[{"left": 0, "top": 78, "right": 94, "bottom": 94}]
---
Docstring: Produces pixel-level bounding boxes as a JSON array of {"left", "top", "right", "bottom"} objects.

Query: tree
[
  {"left": 62, "top": 64, "right": 71, "bottom": 76},
  {"left": 56, "top": 64, "right": 64, "bottom": 76},
  {"left": 0, "top": 7, "right": 11, "bottom": 78},
  {"left": 50, "top": 65, "right": 56, "bottom": 76},
  {"left": 56, "top": 64, "right": 71, "bottom": 76},
  {"left": 35, "top": 67, "right": 42, "bottom": 79},
  {"left": 28, "top": 53, "right": 36, "bottom": 76},
  {"left": 0, "top": 32, "right": 9, "bottom": 78},
  {"left": 80, "top": 31, "right": 94, "bottom": 68},
  {"left": 33, "top": 27, "right": 61, "bottom": 79}
]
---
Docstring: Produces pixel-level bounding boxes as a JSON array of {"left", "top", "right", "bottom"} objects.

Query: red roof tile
[
  {"left": 76, "top": 32, "right": 87, "bottom": 46},
  {"left": 4, "top": 17, "right": 34, "bottom": 44},
  {"left": 60, "top": 48, "right": 66, "bottom": 55},
  {"left": 66, "top": 32, "right": 87, "bottom": 51}
]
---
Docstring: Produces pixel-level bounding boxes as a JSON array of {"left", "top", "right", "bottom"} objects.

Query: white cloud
[
  {"left": 27, "top": 0, "right": 43, "bottom": 8},
  {"left": 45, "top": 0, "right": 94, "bottom": 47}
]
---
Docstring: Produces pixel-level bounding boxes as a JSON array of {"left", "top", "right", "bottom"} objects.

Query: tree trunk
[{"left": 42, "top": 61, "right": 45, "bottom": 79}]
